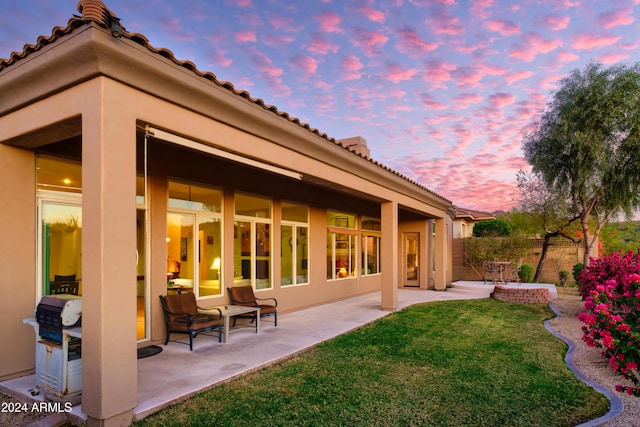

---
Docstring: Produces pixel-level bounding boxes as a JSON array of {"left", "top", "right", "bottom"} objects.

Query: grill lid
[{"left": 38, "top": 295, "right": 82, "bottom": 327}]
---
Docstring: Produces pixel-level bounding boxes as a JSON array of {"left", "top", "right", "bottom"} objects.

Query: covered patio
[{"left": 2, "top": 287, "right": 492, "bottom": 424}]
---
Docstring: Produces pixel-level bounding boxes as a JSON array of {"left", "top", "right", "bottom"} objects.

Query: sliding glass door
[{"left": 39, "top": 194, "right": 83, "bottom": 297}]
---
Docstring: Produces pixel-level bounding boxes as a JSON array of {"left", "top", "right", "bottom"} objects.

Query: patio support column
[
  {"left": 433, "top": 218, "right": 446, "bottom": 291},
  {"left": 81, "top": 79, "right": 137, "bottom": 426},
  {"left": 381, "top": 201, "right": 398, "bottom": 311}
]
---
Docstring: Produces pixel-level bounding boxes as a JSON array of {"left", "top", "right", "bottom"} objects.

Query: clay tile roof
[
  {"left": 77, "top": 0, "right": 116, "bottom": 28},
  {"left": 453, "top": 206, "right": 495, "bottom": 221},
  {"left": 0, "top": 1, "right": 450, "bottom": 204}
]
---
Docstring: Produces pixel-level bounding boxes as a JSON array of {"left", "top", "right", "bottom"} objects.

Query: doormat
[{"left": 137, "top": 345, "right": 163, "bottom": 359}]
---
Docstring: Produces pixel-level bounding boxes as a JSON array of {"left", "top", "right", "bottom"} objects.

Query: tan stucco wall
[
  {"left": 0, "top": 145, "right": 36, "bottom": 380},
  {"left": 0, "top": 25, "right": 453, "bottom": 424}
]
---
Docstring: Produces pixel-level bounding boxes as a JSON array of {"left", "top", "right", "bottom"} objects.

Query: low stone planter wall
[{"left": 490, "top": 285, "right": 553, "bottom": 304}]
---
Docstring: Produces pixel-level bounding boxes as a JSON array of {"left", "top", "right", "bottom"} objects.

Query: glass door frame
[
  {"left": 36, "top": 190, "right": 82, "bottom": 302},
  {"left": 403, "top": 232, "right": 420, "bottom": 287}
]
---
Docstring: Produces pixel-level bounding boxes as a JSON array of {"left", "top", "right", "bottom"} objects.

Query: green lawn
[{"left": 135, "top": 299, "right": 608, "bottom": 427}]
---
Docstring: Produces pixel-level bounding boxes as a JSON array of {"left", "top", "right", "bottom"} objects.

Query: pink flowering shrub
[
  {"left": 578, "top": 252, "right": 640, "bottom": 397},
  {"left": 578, "top": 251, "right": 640, "bottom": 300}
]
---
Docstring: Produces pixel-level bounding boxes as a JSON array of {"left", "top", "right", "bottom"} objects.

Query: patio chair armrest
[
  {"left": 197, "top": 306, "right": 223, "bottom": 318},
  {"left": 163, "top": 307, "right": 185, "bottom": 317},
  {"left": 256, "top": 296, "right": 277, "bottom": 306}
]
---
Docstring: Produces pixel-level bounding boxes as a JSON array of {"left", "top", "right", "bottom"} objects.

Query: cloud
[
  {"left": 315, "top": 11, "right": 344, "bottom": 34},
  {"left": 226, "top": 0, "right": 253, "bottom": 6},
  {"left": 419, "top": 93, "right": 449, "bottom": 110},
  {"left": 162, "top": 17, "right": 195, "bottom": 43},
  {"left": 504, "top": 70, "right": 533, "bottom": 85},
  {"left": 234, "top": 30, "right": 256, "bottom": 43},
  {"left": 307, "top": 33, "right": 339, "bottom": 55},
  {"left": 452, "top": 93, "right": 483, "bottom": 109},
  {"left": 422, "top": 60, "right": 457, "bottom": 89},
  {"left": 262, "top": 34, "right": 295, "bottom": 47},
  {"left": 539, "top": 14, "right": 570, "bottom": 31},
  {"left": 597, "top": 8, "right": 634, "bottom": 28},
  {"left": 356, "top": 4, "right": 386, "bottom": 23},
  {"left": 207, "top": 48, "right": 233, "bottom": 67},
  {"left": 289, "top": 54, "right": 318, "bottom": 77},
  {"left": 340, "top": 54, "right": 364, "bottom": 81},
  {"left": 424, "top": 10, "right": 465, "bottom": 35},
  {"left": 245, "top": 47, "right": 291, "bottom": 97},
  {"left": 385, "top": 63, "right": 418, "bottom": 83},
  {"left": 486, "top": 19, "right": 520, "bottom": 36},
  {"left": 556, "top": 50, "right": 580, "bottom": 64},
  {"left": 204, "top": 33, "right": 233, "bottom": 67},
  {"left": 350, "top": 27, "right": 389, "bottom": 56},
  {"left": 269, "top": 14, "right": 303, "bottom": 32},
  {"left": 509, "top": 32, "right": 562, "bottom": 62},
  {"left": 395, "top": 26, "right": 438, "bottom": 56},
  {"left": 470, "top": 0, "right": 495, "bottom": 20},
  {"left": 488, "top": 92, "right": 516, "bottom": 108},
  {"left": 452, "top": 66, "right": 484, "bottom": 88},
  {"left": 452, "top": 63, "right": 505, "bottom": 88},
  {"left": 571, "top": 31, "right": 621, "bottom": 50},
  {"left": 599, "top": 51, "right": 630, "bottom": 65}
]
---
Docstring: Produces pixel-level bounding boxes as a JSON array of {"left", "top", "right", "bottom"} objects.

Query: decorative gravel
[{"left": 547, "top": 289, "right": 640, "bottom": 426}]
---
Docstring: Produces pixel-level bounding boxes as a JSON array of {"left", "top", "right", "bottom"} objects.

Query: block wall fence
[{"left": 452, "top": 238, "right": 591, "bottom": 285}]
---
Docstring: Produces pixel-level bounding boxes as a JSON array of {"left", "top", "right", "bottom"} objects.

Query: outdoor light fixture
[
  {"left": 145, "top": 126, "right": 303, "bottom": 180},
  {"left": 110, "top": 17, "right": 122, "bottom": 38}
]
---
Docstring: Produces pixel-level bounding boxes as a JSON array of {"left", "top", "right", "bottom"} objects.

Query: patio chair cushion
[
  {"left": 227, "top": 286, "right": 277, "bottom": 326},
  {"left": 160, "top": 294, "right": 222, "bottom": 350}
]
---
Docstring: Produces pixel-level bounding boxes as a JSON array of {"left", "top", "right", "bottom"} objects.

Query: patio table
[
  {"left": 484, "top": 261, "right": 512, "bottom": 284},
  {"left": 200, "top": 305, "right": 260, "bottom": 343}
]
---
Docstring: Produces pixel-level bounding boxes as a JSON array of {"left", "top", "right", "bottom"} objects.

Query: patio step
[{"left": 446, "top": 283, "right": 493, "bottom": 298}]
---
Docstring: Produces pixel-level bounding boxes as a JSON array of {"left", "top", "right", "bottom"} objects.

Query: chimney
[{"left": 337, "top": 136, "right": 370, "bottom": 158}]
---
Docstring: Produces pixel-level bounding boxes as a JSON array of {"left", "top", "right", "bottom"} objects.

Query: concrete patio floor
[{"left": 1, "top": 281, "right": 555, "bottom": 424}]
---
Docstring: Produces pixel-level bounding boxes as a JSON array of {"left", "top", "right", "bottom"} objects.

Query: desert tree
[
  {"left": 516, "top": 170, "right": 579, "bottom": 281},
  {"left": 523, "top": 62, "right": 640, "bottom": 266}
]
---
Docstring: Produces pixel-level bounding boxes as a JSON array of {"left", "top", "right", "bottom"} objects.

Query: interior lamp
[
  {"left": 167, "top": 260, "right": 181, "bottom": 279},
  {"left": 211, "top": 257, "right": 221, "bottom": 280}
]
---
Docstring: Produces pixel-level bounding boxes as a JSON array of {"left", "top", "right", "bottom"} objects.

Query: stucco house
[
  {"left": 0, "top": 1, "right": 455, "bottom": 425},
  {"left": 452, "top": 206, "right": 496, "bottom": 238}
]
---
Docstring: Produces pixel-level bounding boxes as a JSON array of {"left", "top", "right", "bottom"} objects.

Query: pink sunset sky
[{"left": 2, "top": 0, "right": 639, "bottom": 212}]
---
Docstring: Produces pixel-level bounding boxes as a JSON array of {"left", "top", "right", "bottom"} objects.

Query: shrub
[
  {"left": 463, "top": 235, "right": 531, "bottom": 278},
  {"left": 578, "top": 260, "right": 640, "bottom": 397},
  {"left": 472, "top": 219, "right": 512, "bottom": 237},
  {"left": 573, "top": 263, "right": 584, "bottom": 286},
  {"left": 578, "top": 251, "right": 640, "bottom": 300},
  {"left": 559, "top": 270, "right": 570, "bottom": 286},
  {"left": 519, "top": 264, "right": 535, "bottom": 283}
]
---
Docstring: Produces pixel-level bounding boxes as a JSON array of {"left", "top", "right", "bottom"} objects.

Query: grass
[{"left": 135, "top": 299, "right": 609, "bottom": 427}]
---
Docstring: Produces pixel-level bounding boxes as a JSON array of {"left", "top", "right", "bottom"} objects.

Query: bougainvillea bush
[
  {"left": 578, "top": 251, "right": 640, "bottom": 300},
  {"left": 578, "top": 251, "right": 640, "bottom": 397}
]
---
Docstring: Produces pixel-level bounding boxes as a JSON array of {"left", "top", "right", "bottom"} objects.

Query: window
[
  {"left": 361, "top": 217, "right": 381, "bottom": 275},
  {"left": 167, "top": 182, "right": 222, "bottom": 298},
  {"left": 327, "top": 211, "right": 357, "bottom": 279},
  {"left": 234, "top": 194, "right": 272, "bottom": 290},
  {"left": 281, "top": 201, "right": 309, "bottom": 286},
  {"left": 37, "top": 155, "right": 83, "bottom": 298}
]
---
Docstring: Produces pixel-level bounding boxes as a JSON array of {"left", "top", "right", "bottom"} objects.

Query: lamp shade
[{"left": 211, "top": 257, "right": 221, "bottom": 270}]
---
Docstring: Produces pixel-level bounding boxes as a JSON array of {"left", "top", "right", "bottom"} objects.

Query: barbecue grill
[{"left": 24, "top": 295, "right": 83, "bottom": 403}]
